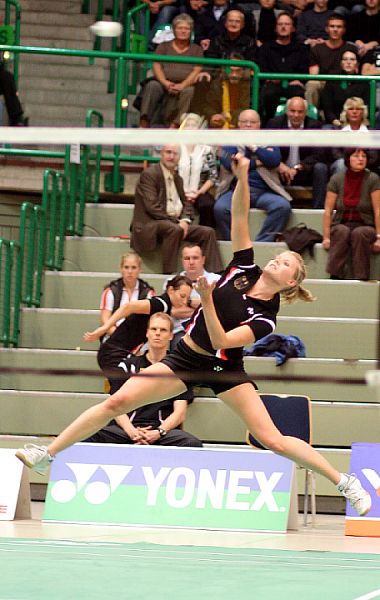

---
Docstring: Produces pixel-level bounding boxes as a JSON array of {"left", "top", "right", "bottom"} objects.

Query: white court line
[
  {"left": 0, "top": 546, "right": 379, "bottom": 569},
  {"left": 352, "top": 590, "right": 380, "bottom": 600},
  {"left": 2, "top": 540, "right": 380, "bottom": 565}
]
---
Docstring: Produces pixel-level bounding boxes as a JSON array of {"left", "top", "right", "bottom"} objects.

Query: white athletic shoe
[
  {"left": 337, "top": 473, "right": 372, "bottom": 516},
  {"left": 15, "top": 444, "right": 53, "bottom": 475}
]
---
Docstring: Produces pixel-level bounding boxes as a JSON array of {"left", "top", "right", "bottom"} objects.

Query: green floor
[{"left": 1, "top": 539, "right": 380, "bottom": 600}]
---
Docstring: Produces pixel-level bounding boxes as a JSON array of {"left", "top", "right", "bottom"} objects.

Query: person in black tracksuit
[
  {"left": 85, "top": 313, "right": 202, "bottom": 448},
  {"left": 84, "top": 275, "right": 193, "bottom": 392}
]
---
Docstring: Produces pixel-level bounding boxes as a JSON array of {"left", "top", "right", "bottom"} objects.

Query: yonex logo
[
  {"left": 51, "top": 463, "right": 132, "bottom": 504},
  {"left": 51, "top": 463, "right": 286, "bottom": 512}
]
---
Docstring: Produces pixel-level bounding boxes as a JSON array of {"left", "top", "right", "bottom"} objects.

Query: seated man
[
  {"left": 131, "top": 143, "right": 223, "bottom": 274},
  {"left": 205, "top": 9, "right": 256, "bottom": 64},
  {"left": 257, "top": 12, "right": 309, "bottom": 123},
  {"left": 163, "top": 243, "right": 221, "bottom": 346},
  {"left": 85, "top": 313, "right": 202, "bottom": 448},
  {"left": 266, "top": 96, "right": 329, "bottom": 208},
  {"left": 214, "top": 108, "right": 292, "bottom": 240},
  {"left": 190, "top": 52, "right": 251, "bottom": 128}
]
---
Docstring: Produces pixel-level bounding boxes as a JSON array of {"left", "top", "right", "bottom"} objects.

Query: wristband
[{"left": 158, "top": 427, "right": 167, "bottom": 437}]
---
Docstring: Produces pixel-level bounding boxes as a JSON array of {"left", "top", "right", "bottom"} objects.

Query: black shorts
[{"left": 161, "top": 339, "right": 257, "bottom": 395}]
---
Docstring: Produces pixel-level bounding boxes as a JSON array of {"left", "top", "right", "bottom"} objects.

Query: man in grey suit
[{"left": 131, "top": 144, "right": 223, "bottom": 274}]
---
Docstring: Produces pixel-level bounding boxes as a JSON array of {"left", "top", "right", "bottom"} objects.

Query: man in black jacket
[
  {"left": 258, "top": 12, "right": 309, "bottom": 123},
  {"left": 266, "top": 96, "right": 329, "bottom": 208}
]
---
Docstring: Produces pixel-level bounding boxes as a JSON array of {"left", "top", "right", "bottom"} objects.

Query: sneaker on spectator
[
  {"left": 337, "top": 473, "right": 372, "bottom": 516},
  {"left": 15, "top": 444, "right": 53, "bottom": 475}
]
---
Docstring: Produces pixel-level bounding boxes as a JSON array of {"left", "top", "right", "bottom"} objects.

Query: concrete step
[
  {"left": 40, "top": 271, "right": 380, "bottom": 319},
  {"left": 18, "top": 0, "right": 83, "bottom": 14},
  {"left": 20, "top": 102, "right": 114, "bottom": 122},
  {"left": 21, "top": 36, "right": 95, "bottom": 50},
  {"left": 21, "top": 24, "right": 93, "bottom": 42},
  {"left": 17, "top": 307, "right": 378, "bottom": 359},
  {"left": 19, "top": 11, "right": 94, "bottom": 27},
  {"left": 21, "top": 75, "right": 110, "bottom": 92},
  {"left": 23, "top": 88, "right": 115, "bottom": 109},
  {"left": 21, "top": 53, "right": 110, "bottom": 67},
  {"left": 82, "top": 204, "right": 324, "bottom": 240},
  {"left": 20, "top": 62, "right": 110, "bottom": 82},
  {"left": 0, "top": 347, "right": 376, "bottom": 402},
  {"left": 0, "top": 387, "right": 378, "bottom": 448}
]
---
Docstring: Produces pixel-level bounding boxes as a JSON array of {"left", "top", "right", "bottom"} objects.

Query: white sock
[{"left": 336, "top": 473, "right": 349, "bottom": 490}]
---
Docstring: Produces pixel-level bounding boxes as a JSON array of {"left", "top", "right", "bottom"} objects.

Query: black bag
[{"left": 276, "top": 223, "right": 322, "bottom": 257}]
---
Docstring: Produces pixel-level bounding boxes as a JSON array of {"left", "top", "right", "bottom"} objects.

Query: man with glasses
[{"left": 214, "top": 108, "right": 292, "bottom": 240}]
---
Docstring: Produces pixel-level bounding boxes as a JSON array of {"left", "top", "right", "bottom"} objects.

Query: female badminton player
[{"left": 16, "top": 153, "right": 371, "bottom": 516}]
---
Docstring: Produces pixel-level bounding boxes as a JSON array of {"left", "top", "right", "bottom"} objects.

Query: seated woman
[
  {"left": 320, "top": 50, "right": 370, "bottom": 126},
  {"left": 138, "top": 14, "right": 203, "bottom": 127},
  {"left": 328, "top": 96, "right": 378, "bottom": 174},
  {"left": 100, "top": 252, "right": 155, "bottom": 338},
  {"left": 323, "top": 148, "right": 380, "bottom": 280},
  {"left": 178, "top": 112, "right": 218, "bottom": 227},
  {"left": 84, "top": 275, "right": 193, "bottom": 392}
]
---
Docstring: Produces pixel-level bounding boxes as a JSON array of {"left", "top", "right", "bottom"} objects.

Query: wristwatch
[
  {"left": 158, "top": 427, "right": 167, "bottom": 437},
  {"left": 293, "top": 164, "right": 303, "bottom": 172}
]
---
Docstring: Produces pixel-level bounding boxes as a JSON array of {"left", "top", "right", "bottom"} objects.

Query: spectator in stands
[
  {"left": 84, "top": 312, "right": 203, "bottom": 448},
  {"left": 253, "top": 0, "right": 281, "bottom": 48},
  {"left": 328, "top": 97, "right": 378, "bottom": 173},
  {"left": 204, "top": 9, "right": 256, "bottom": 65},
  {"left": 323, "top": 148, "right": 380, "bottom": 280},
  {"left": 142, "top": 0, "right": 180, "bottom": 50},
  {"left": 214, "top": 108, "right": 292, "bottom": 240},
  {"left": 130, "top": 143, "right": 223, "bottom": 274},
  {"left": 138, "top": 14, "right": 203, "bottom": 128},
  {"left": 193, "top": 0, "right": 231, "bottom": 50},
  {"left": 305, "top": 13, "right": 356, "bottom": 107},
  {"left": 163, "top": 243, "right": 221, "bottom": 345},
  {"left": 346, "top": 0, "right": 380, "bottom": 58},
  {"left": 177, "top": 112, "right": 218, "bottom": 227},
  {"left": 0, "top": 63, "right": 27, "bottom": 126},
  {"left": 320, "top": 49, "right": 370, "bottom": 125},
  {"left": 266, "top": 96, "right": 329, "bottom": 208},
  {"left": 257, "top": 12, "right": 309, "bottom": 123},
  {"left": 190, "top": 52, "right": 251, "bottom": 128},
  {"left": 85, "top": 275, "right": 193, "bottom": 383},
  {"left": 100, "top": 252, "right": 155, "bottom": 337},
  {"left": 296, "top": 0, "right": 333, "bottom": 46}
]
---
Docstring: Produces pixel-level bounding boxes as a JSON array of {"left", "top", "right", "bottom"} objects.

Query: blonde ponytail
[{"left": 280, "top": 251, "right": 316, "bottom": 304}]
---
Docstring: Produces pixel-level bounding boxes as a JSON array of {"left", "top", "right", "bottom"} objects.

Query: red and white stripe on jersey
[
  {"left": 100, "top": 287, "right": 112, "bottom": 310},
  {"left": 240, "top": 312, "right": 276, "bottom": 332},
  {"left": 218, "top": 262, "right": 257, "bottom": 289},
  {"left": 186, "top": 305, "right": 203, "bottom": 335},
  {"left": 215, "top": 348, "right": 228, "bottom": 360}
]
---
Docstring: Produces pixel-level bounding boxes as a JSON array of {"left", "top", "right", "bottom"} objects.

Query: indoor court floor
[{"left": 0, "top": 503, "right": 379, "bottom": 600}]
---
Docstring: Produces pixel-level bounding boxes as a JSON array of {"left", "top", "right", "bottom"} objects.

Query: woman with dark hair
[
  {"left": 16, "top": 154, "right": 371, "bottom": 519},
  {"left": 323, "top": 147, "right": 380, "bottom": 280},
  {"left": 84, "top": 275, "right": 193, "bottom": 392}
]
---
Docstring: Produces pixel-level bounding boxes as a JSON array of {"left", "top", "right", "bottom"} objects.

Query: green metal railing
[
  {"left": 42, "top": 169, "right": 67, "bottom": 269},
  {"left": 0, "top": 238, "right": 22, "bottom": 347},
  {"left": 19, "top": 202, "right": 46, "bottom": 306}
]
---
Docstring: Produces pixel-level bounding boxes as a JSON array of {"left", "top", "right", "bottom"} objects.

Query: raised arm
[
  {"left": 83, "top": 299, "right": 151, "bottom": 341},
  {"left": 230, "top": 154, "right": 252, "bottom": 254}
]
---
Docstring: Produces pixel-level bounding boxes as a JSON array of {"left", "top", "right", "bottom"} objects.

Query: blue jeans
[{"left": 214, "top": 188, "right": 291, "bottom": 241}]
